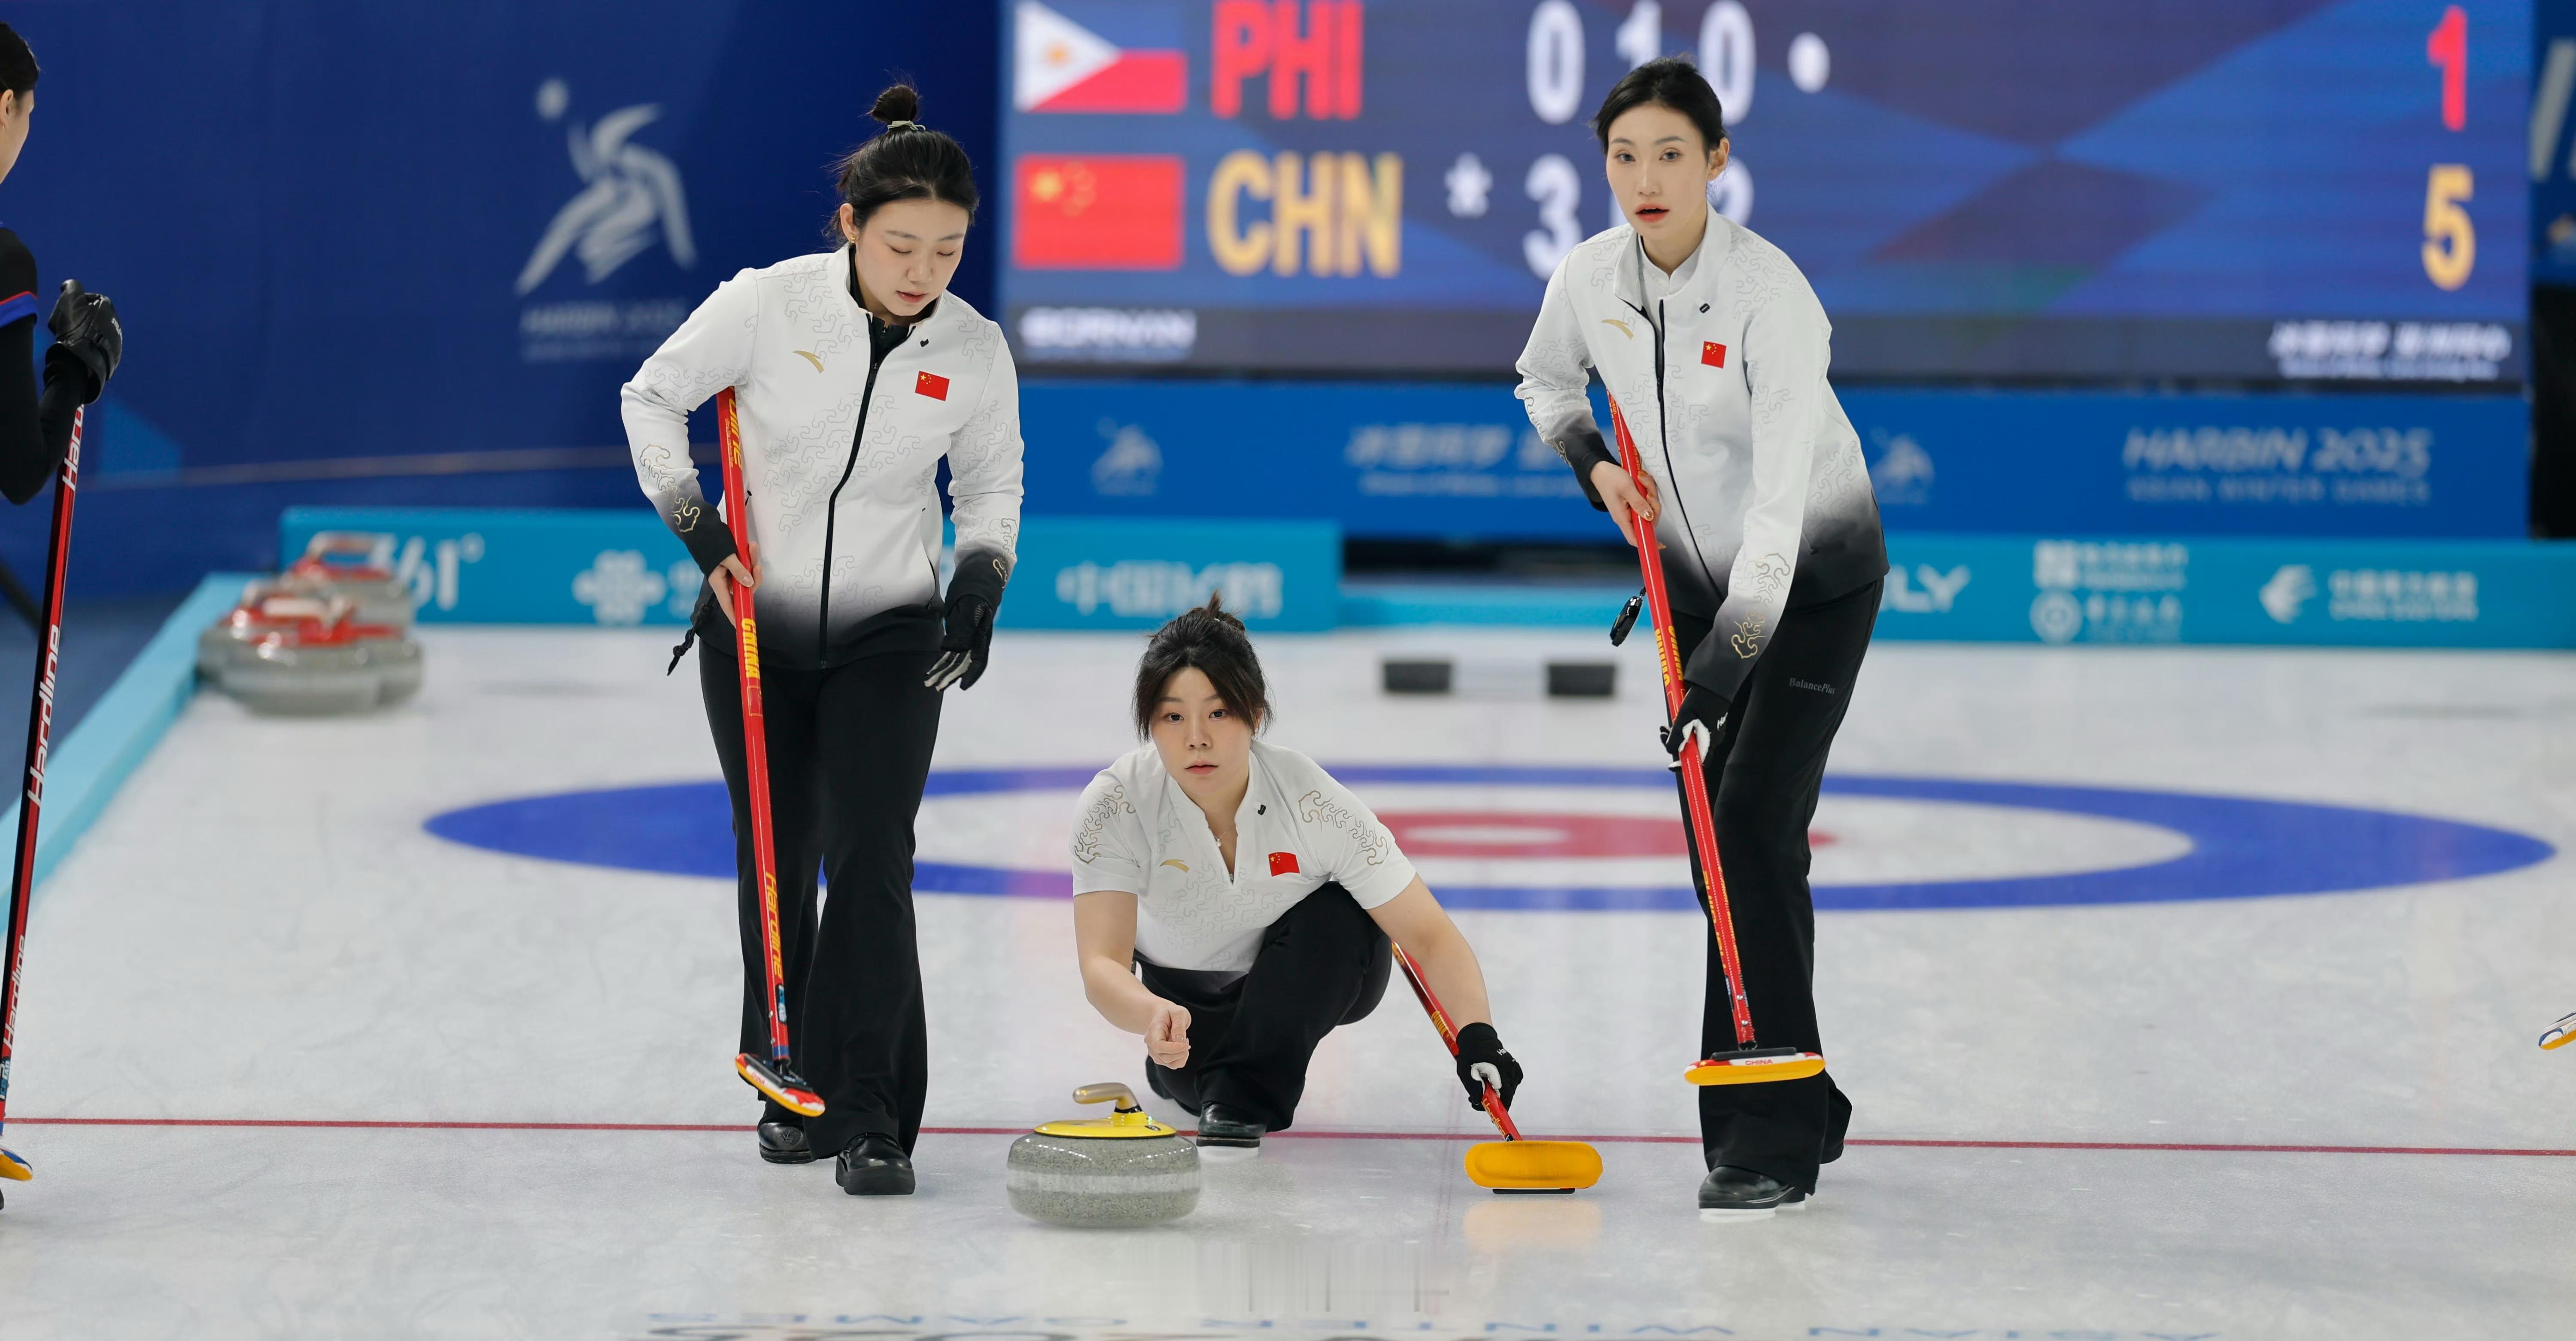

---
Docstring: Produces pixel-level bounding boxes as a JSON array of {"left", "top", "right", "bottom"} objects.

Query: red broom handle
[
  {"left": 1606, "top": 397, "right": 1758, "bottom": 1050},
  {"left": 1391, "top": 942, "right": 1523, "bottom": 1141},
  {"left": 716, "top": 389, "right": 793, "bottom": 1067},
  {"left": 0, "top": 406, "right": 82, "bottom": 1139}
]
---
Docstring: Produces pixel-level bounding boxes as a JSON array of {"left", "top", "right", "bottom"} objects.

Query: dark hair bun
[
  {"left": 830, "top": 81, "right": 978, "bottom": 239},
  {"left": 870, "top": 83, "right": 922, "bottom": 127},
  {"left": 1181, "top": 594, "right": 1246, "bottom": 633}
]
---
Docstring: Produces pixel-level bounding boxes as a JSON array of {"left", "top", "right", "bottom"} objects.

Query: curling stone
[
  {"left": 198, "top": 586, "right": 423, "bottom": 715},
  {"left": 283, "top": 531, "right": 414, "bottom": 629},
  {"left": 1006, "top": 1082, "right": 1198, "bottom": 1228}
]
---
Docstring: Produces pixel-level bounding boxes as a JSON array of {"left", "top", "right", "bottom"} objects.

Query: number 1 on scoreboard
[{"left": 2427, "top": 4, "right": 2467, "bottom": 132}]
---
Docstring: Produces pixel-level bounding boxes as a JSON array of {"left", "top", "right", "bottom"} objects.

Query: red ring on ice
[{"left": 1377, "top": 811, "right": 1829, "bottom": 859}]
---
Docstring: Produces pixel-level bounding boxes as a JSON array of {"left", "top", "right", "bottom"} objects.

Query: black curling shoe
[
  {"left": 1697, "top": 1165, "right": 1807, "bottom": 1219},
  {"left": 756, "top": 1121, "right": 813, "bottom": 1165},
  {"left": 1194, "top": 1105, "right": 1266, "bottom": 1150},
  {"left": 835, "top": 1135, "right": 916, "bottom": 1195}
]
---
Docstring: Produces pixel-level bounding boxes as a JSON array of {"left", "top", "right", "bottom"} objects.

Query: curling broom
[
  {"left": 716, "top": 388, "right": 824, "bottom": 1119},
  {"left": 1393, "top": 943, "right": 1601, "bottom": 1192},
  {"left": 1606, "top": 395, "right": 1827, "bottom": 1089},
  {"left": 0, "top": 405, "right": 83, "bottom": 1204}
]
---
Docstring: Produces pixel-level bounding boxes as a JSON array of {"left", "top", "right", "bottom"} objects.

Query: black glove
[
  {"left": 1454, "top": 1022, "right": 1523, "bottom": 1112},
  {"left": 1661, "top": 682, "right": 1729, "bottom": 765},
  {"left": 45, "top": 280, "right": 120, "bottom": 405},
  {"left": 925, "top": 549, "right": 1008, "bottom": 691}
]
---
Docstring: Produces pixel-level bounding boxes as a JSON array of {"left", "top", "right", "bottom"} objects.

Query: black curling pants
[
  {"left": 1670, "top": 576, "right": 1880, "bottom": 1192},
  {"left": 701, "top": 640, "right": 942, "bottom": 1158},
  {"left": 1137, "top": 885, "right": 1394, "bottom": 1132}
]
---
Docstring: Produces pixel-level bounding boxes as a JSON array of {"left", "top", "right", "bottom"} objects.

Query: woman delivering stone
[
  {"left": 1068, "top": 600, "right": 1523, "bottom": 1151},
  {"left": 1516, "top": 57, "right": 1886, "bottom": 1217}
]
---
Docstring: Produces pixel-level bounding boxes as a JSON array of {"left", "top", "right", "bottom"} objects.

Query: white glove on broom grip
[{"left": 1471, "top": 1062, "right": 1504, "bottom": 1092}]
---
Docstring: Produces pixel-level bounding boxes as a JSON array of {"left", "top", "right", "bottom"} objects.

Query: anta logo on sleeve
[
  {"left": 915, "top": 371, "right": 950, "bottom": 400},
  {"left": 1701, "top": 341, "right": 1727, "bottom": 368},
  {"left": 1267, "top": 851, "right": 1300, "bottom": 877}
]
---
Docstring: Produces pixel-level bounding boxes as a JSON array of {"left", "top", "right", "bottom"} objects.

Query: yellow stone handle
[{"left": 1072, "top": 1082, "right": 1142, "bottom": 1111}]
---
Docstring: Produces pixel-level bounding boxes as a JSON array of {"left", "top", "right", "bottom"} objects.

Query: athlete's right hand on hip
[
  {"left": 45, "top": 279, "right": 121, "bottom": 404},
  {"left": 1145, "top": 999, "right": 1191, "bottom": 1069},
  {"left": 708, "top": 541, "right": 759, "bottom": 624}
]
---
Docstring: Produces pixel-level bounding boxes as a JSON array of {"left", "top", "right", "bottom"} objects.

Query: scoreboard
[{"left": 1001, "top": 0, "right": 2531, "bottom": 382}]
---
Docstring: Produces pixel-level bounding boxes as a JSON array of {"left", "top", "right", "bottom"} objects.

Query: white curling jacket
[
  {"left": 1516, "top": 217, "right": 1884, "bottom": 702},
  {"left": 621, "top": 244, "right": 1024, "bottom": 668}
]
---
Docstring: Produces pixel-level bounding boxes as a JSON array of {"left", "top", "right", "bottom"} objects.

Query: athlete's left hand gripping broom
[
  {"left": 0, "top": 405, "right": 85, "bottom": 1206},
  {"left": 717, "top": 388, "right": 824, "bottom": 1119},
  {"left": 1605, "top": 395, "right": 1826, "bottom": 1089}
]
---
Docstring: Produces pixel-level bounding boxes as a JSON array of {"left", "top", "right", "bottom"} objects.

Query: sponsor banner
[
  {"left": 1024, "top": 379, "right": 1591, "bottom": 540},
  {"left": 1026, "top": 381, "right": 2530, "bottom": 541},
  {"left": 1852, "top": 389, "right": 2528, "bottom": 537},
  {"left": 1876, "top": 534, "right": 2576, "bottom": 649},
  {"left": 279, "top": 508, "right": 1341, "bottom": 632},
  {"left": 1004, "top": 516, "right": 1341, "bottom": 631}
]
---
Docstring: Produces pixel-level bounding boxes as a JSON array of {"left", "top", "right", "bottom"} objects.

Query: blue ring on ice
[{"left": 423, "top": 765, "right": 2554, "bottom": 912}]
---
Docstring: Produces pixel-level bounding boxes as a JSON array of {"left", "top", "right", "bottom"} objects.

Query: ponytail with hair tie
[{"left": 828, "top": 82, "right": 979, "bottom": 240}]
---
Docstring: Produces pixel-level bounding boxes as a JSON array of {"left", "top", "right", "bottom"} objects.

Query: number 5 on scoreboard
[{"left": 2421, "top": 164, "right": 2474, "bottom": 291}]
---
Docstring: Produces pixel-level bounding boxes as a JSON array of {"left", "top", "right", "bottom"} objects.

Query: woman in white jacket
[
  {"left": 1515, "top": 58, "right": 1886, "bottom": 1217},
  {"left": 619, "top": 84, "right": 1023, "bottom": 1196}
]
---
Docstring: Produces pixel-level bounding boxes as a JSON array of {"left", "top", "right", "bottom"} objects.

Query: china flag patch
[
  {"left": 915, "top": 371, "right": 950, "bottom": 400},
  {"left": 1701, "top": 341, "right": 1728, "bottom": 368},
  {"left": 1267, "top": 851, "right": 1300, "bottom": 877}
]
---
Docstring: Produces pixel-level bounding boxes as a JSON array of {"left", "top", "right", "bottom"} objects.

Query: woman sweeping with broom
[
  {"left": 1066, "top": 600, "right": 1544, "bottom": 1162},
  {"left": 621, "top": 83, "right": 1020, "bottom": 1196},
  {"left": 1516, "top": 57, "right": 1886, "bottom": 1217}
]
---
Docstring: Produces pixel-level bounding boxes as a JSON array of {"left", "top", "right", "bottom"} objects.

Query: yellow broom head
[
  {"left": 0, "top": 1146, "right": 30, "bottom": 1181},
  {"left": 736, "top": 1053, "right": 826, "bottom": 1117},
  {"left": 1463, "top": 1139, "right": 1603, "bottom": 1192},
  {"left": 2542, "top": 1012, "right": 2576, "bottom": 1051},
  {"left": 1686, "top": 1050, "right": 1828, "bottom": 1086}
]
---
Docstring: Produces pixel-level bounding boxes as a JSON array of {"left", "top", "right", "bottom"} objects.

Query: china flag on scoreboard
[{"left": 1013, "top": 155, "right": 1184, "bottom": 270}]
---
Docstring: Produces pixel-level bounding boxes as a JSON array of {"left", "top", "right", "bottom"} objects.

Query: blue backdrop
[
  {"left": 0, "top": 3, "right": 2539, "bottom": 598},
  {"left": 0, "top": 1, "right": 999, "bottom": 595}
]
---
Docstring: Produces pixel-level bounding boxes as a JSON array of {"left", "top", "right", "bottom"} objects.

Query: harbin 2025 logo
[{"left": 515, "top": 76, "right": 696, "bottom": 365}]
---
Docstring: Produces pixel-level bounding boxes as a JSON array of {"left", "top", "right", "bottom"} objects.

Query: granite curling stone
[
  {"left": 1006, "top": 1082, "right": 1199, "bottom": 1228},
  {"left": 197, "top": 585, "right": 423, "bottom": 715}
]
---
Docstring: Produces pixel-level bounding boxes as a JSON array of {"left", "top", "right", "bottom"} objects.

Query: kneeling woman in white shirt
[{"left": 1069, "top": 600, "right": 1523, "bottom": 1150}]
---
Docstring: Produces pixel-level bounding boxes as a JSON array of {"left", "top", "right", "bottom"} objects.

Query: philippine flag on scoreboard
[
  {"left": 1014, "top": 155, "right": 1185, "bottom": 270},
  {"left": 1015, "top": 0, "right": 1188, "bottom": 114}
]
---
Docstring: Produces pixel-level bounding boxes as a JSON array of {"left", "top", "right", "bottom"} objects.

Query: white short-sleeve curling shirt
[{"left": 1069, "top": 740, "right": 1420, "bottom": 974}]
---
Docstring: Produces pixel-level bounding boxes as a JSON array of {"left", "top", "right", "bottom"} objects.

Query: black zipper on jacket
[
  {"left": 1631, "top": 291, "right": 1717, "bottom": 593},
  {"left": 815, "top": 334, "right": 893, "bottom": 665}
]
